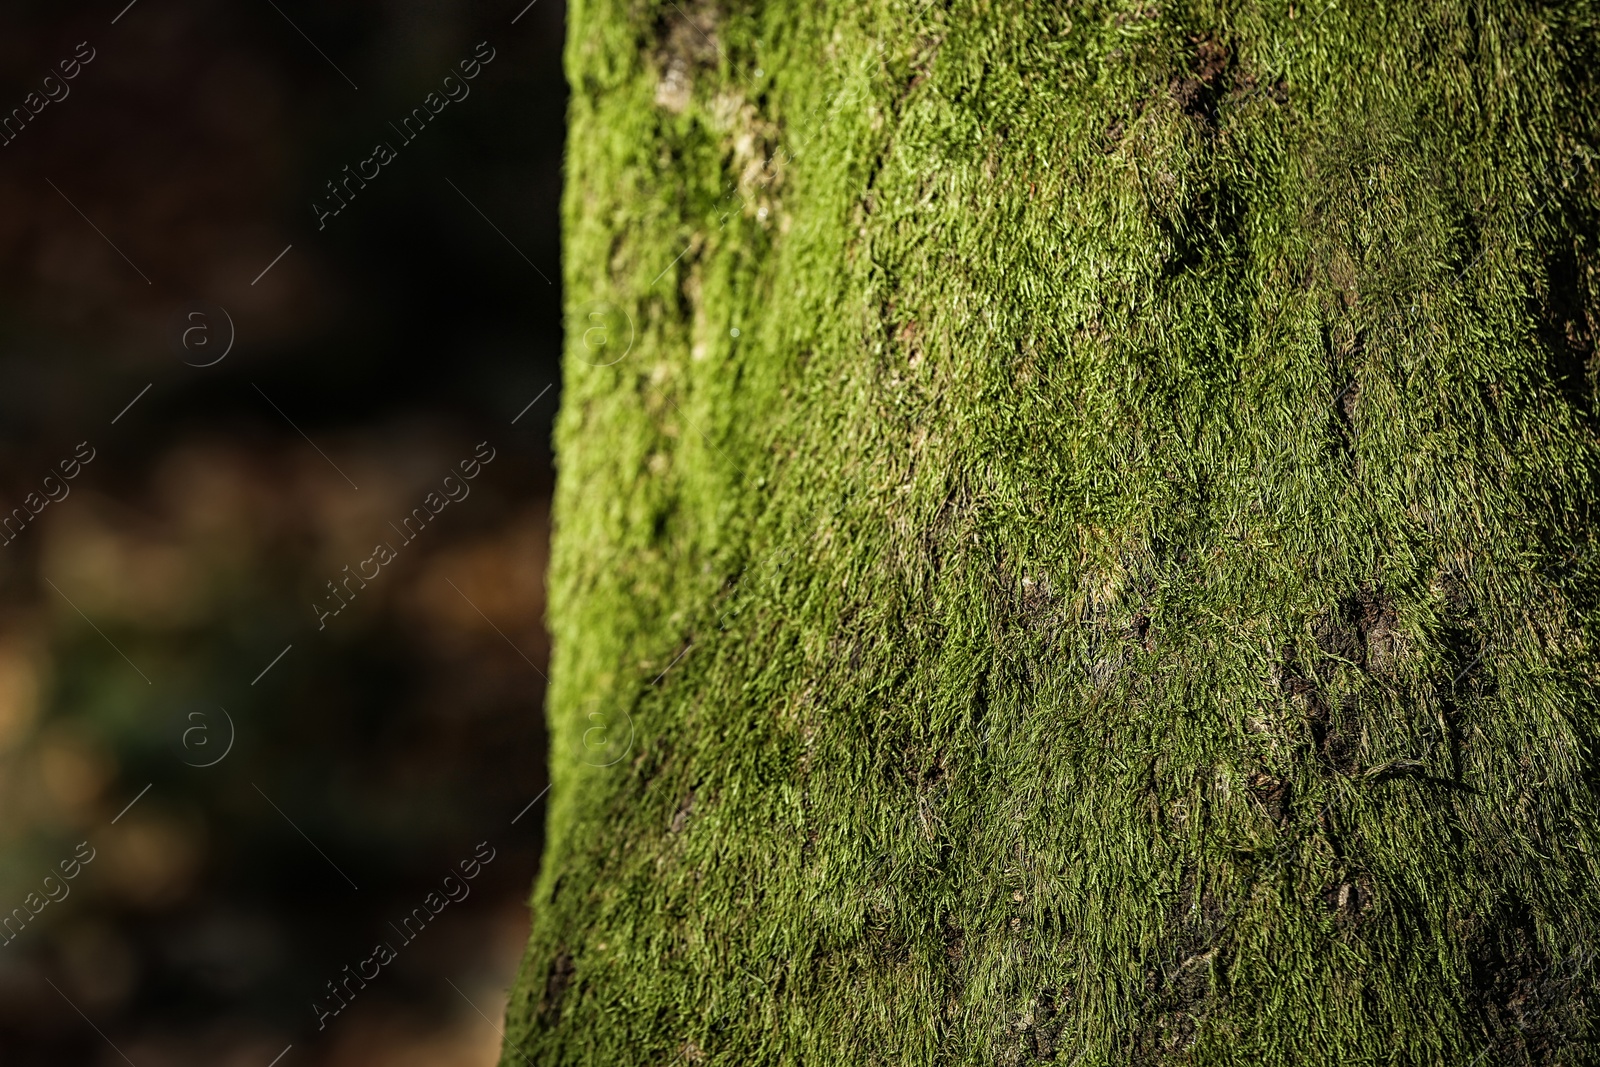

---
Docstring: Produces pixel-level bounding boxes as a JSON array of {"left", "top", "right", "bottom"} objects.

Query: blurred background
[{"left": 0, "top": 0, "right": 564, "bottom": 1063}]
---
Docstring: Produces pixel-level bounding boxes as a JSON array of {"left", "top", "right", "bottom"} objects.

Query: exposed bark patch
[
  {"left": 866, "top": 926, "right": 913, "bottom": 967},
  {"left": 1133, "top": 954, "right": 1212, "bottom": 1062},
  {"left": 895, "top": 740, "right": 952, "bottom": 797},
  {"left": 994, "top": 562, "right": 1073, "bottom": 653},
  {"left": 708, "top": 90, "right": 784, "bottom": 224},
  {"left": 1228, "top": 68, "right": 1288, "bottom": 105},
  {"left": 538, "top": 950, "right": 575, "bottom": 1021},
  {"left": 942, "top": 913, "right": 965, "bottom": 964},
  {"left": 1303, "top": 692, "right": 1361, "bottom": 776},
  {"left": 971, "top": 665, "right": 990, "bottom": 733},
  {"left": 1247, "top": 770, "right": 1291, "bottom": 827},
  {"left": 882, "top": 298, "right": 926, "bottom": 370},
  {"left": 1279, "top": 648, "right": 1364, "bottom": 776},
  {"left": 1359, "top": 599, "right": 1400, "bottom": 675},
  {"left": 897, "top": 317, "right": 924, "bottom": 367},
  {"left": 1276, "top": 661, "right": 1316, "bottom": 699},
  {"left": 1021, "top": 573, "right": 1057, "bottom": 616},
  {"left": 1462, "top": 904, "right": 1588, "bottom": 1063},
  {"left": 1192, "top": 35, "right": 1229, "bottom": 83},
  {"left": 653, "top": 0, "right": 721, "bottom": 113},
  {"left": 1133, "top": 870, "right": 1226, "bottom": 1061},
  {"left": 1325, "top": 383, "right": 1359, "bottom": 459},
  {"left": 1021, "top": 987, "right": 1069, "bottom": 1061},
  {"left": 895, "top": 32, "right": 943, "bottom": 112},
  {"left": 1334, "top": 377, "right": 1360, "bottom": 436},
  {"left": 1314, "top": 590, "right": 1399, "bottom": 676},
  {"left": 1170, "top": 33, "right": 1232, "bottom": 126},
  {"left": 1537, "top": 242, "right": 1600, "bottom": 416},
  {"left": 1129, "top": 611, "right": 1153, "bottom": 651},
  {"left": 1321, "top": 873, "right": 1373, "bottom": 928},
  {"left": 1435, "top": 570, "right": 1474, "bottom": 619}
]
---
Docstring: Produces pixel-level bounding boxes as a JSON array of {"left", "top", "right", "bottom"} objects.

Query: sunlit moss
[{"left": 508, "top": 1, "right": 1600, "bottom": 1063}]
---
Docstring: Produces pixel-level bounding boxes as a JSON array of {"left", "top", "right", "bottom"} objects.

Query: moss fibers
[{"left": 504, "top": 1, "right": 1600, "bottom": 1063}]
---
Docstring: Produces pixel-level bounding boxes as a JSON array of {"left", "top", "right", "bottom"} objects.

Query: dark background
[{"left": 0, "top": 1, "right": 564, "bottom": 1063}]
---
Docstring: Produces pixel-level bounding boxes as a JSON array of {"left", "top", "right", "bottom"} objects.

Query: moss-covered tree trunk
[{"left": 503, "top": 1, "right": 1600, "bottom": 1062}]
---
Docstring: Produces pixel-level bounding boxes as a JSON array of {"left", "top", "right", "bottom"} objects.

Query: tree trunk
[{"left": 503, "top": 1, "right": 1600, "bottom": 1062}]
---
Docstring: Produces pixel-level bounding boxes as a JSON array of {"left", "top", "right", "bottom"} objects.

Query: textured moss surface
[{"left": 504, "top": 1, "right": 1600, "bottom": 1062}]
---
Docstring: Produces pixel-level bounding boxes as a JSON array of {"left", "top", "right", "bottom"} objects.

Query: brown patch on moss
[
  {"left": 1103, "top": 96, "right": 1153, "bottom": 153},
  {"left": 1303, "top": 692, "right": 1361, "bottom": 775},
  {"left": 1104, "top": 115, "right": 1127, "bottom": 151},
  {"left": 1018, "top": 574, "right": 1064, "bottom": 626},
  {"left": 1133, "top": 870, "right": 1225, "bottom": 1061},
  {"left": 895, "top": 33, "right": 943, "bottom": 112},
  {"left": 538, "top": 949, "right": 575, "bottom": 1021},
  {"left": 1193, "top": 35, "right": 1229, "bottom": 83},
  {"left": 1361, "top": 607, "right": 1400, "bottom": 674},
  {"left": 1434, "top": 569, "right": 1474, "bottom": 618},
  {"left": 883, "top": 296, "right": 927, "bottom": 370},
  {"left": 1229, "top": 67, "right": 1288, "bottom": 105},
  {"left": 1335, "top": 376, "right": 1360, "bottom": 427},
  {"left": 1129, "top": 612, "right": 1153, "bottom": 651},
  {"left": 653, "top": 0, "right": 721, "bottom": 113},
  {"left": 1169, "top": 77, "right": 1207, "bottom": 119},
  {"left": 1029, "top": 988, "right": 1068, "bottom": 1061},
  {"left": 1463, "top": 903, "right": 1589, "bottom": 1063},
  {"left": 1113, "top": 3, "right": 1161, "bottom": 28},
  {"left": 942, "top": 913, "right": 966, "bottom": 963},
  {"left": 1537, "top": 241, "right": 1600, "bottom": 415},
  {"left": 801, "top": 826, "right": 818, "bottom": 865},
  {"left": 1247, "top": 770, "right": 1291, "bottom": 827},
  {"left": 1007, "top": 987, "right": 1070, "bottom": 1062},
  {"left": 670, "top": 788, "right": 695, "bottom": 833},
  {"left": 1321, "top": 873, "right": 1373, "bottom": 928},
  {"left": 1313, "top": 590, "right": 1399, "bottom": 675},
  {"left": 1274, "top": 652, "right": 1363, "bottom": 774},
  {"left": 1133, "top": 955, "right": 1211, "bottom": 1061},
  {"left": 897, "top": 317, "right": 924, "bottom": 367},
  {"left": 708, "top": 91, "right": 784, "bottom": 223},
  {"left": 1276, "top": 661, "right": 1316, "bottom": 698},
  {"left": 1169, "top": 33, "right": 1232, "bottom": 125}
]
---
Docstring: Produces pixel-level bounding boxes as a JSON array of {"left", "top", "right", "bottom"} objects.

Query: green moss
[{"left": 505, "top": 1, "right": 1600, "bottom": 1063}]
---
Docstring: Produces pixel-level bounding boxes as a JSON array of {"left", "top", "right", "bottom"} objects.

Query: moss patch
[{"left": 506, "top": 1, "right": 1600, "bottom": 1063}]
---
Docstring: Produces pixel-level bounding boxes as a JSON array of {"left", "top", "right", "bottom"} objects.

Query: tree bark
[{"left": 504, "top": 1, "right": 1600, "bottom": 1063}]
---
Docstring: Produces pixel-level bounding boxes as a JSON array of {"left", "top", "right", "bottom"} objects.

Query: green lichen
[{"left": 504, "top": 1, "right": 1600, "bottom": 1063}]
